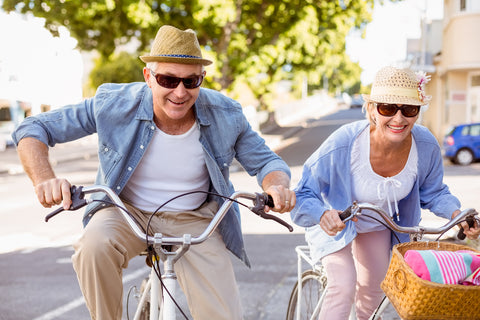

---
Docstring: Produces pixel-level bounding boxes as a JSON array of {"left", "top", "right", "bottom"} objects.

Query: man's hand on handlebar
[
  {"left": 320, "top": 209, "right": 358, "bottom": 236},
  {"left": 263, "top": 185, "right": 296, "bottom": 213},
  {"left": 35, "top": 178, "right": 72, "bottom": 210}
]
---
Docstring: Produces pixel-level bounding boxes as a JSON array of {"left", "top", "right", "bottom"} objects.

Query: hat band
[
  {"left": 371, "top": 86, "right": 418, "bottom": 99},
  {"left": 154, "top": 54, "right": 203, "bottom": 59}
]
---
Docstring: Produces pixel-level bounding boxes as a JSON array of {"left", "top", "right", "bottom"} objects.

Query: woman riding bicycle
[{"left": 290, "top": 66, "right": 480, "bottom": 320}]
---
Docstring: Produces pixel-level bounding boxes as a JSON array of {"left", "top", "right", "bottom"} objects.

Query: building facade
[{"left": 422, "top": 0, "right": 480, "bottom": 141}]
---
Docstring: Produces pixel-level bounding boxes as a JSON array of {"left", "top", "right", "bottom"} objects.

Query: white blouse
[{"left": 350, "top": 126, "right": 418, "bottom": 233}]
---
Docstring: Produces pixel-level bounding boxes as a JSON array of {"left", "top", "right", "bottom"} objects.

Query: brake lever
[
  {"left": 45, "top": 185, "right": 87, "bottom": 222},
  {"left": 250, "top": 192, "right": 294, "bottom": 232}
]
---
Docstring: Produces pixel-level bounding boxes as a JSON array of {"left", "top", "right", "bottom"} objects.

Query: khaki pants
[{"left": 72, "top": 201, "right": 243, "bottom": 320}]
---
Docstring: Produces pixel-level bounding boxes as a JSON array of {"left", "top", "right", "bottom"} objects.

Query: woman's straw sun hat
[
  {"left": 362, "top": 66, "right": 431, "bottom": 106},
  {"left": 140, "top": 25, "right": 212, "bottom": 65}
]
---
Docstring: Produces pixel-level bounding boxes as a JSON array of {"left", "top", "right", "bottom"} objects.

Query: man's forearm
[
  {"left": 262, "top": 171, "right": 291, "bottom": 191},
  {"left": 17, "top": 137, "right": 56, "bottom": 186}
]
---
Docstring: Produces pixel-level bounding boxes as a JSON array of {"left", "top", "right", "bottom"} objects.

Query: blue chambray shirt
[
  {"left": 12, "top": 82, "right": 290, "bottom": 266},
  {"left": 290, "top": 120, "right": 461, "bottom": 260}
]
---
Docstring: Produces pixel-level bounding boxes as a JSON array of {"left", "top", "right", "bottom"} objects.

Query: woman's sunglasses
[
  {"left": 149, "top": 69, "right": 204, "bottom": 89},
  {"left": 375, "top": 103, "right": 420, "bottom": 118}
]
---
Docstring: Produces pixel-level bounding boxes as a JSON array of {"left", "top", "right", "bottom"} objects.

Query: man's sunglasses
[
  {"left": 375, "top": 103, "right": 420, "bottom": 118},
  {"left": 149, "top": 69, "right": 204, "bottom": 89}
]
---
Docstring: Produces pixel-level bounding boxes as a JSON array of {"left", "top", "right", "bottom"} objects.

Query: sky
[
  {"left": 347, "top": 0, "right": 444, "bottom": 84},
  {"left": 0, "top": 0, "right": 443, "bottom": 108},
  {"left": 0, "top": 11, "right": 83, "bottom": 109}
]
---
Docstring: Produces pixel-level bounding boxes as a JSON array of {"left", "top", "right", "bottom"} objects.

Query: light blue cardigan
[{"left": 290, "top": 120, "right": 461, "bottom": 260}]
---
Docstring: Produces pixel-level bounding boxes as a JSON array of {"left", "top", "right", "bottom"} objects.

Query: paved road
[{"left": 1, "top": 107, "right": 479, "bottom": 319}]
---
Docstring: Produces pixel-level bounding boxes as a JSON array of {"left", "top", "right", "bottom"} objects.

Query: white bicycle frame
[
  {"left": 291, "top": 203, "right": 478, "bottom": 320},
  {"left": 65, "top": 185, "right": 282, "bottom": 320}
]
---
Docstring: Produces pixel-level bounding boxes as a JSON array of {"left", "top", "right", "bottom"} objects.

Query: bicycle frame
[
  {"left": 46, "top": 185, "right": 292, "bottom": 320},
  {"left": 294, "top": 245, "right": 324, "bottom": 320},
  {"left": 287, "top": 203, "right": 479, "bottom": 320}
]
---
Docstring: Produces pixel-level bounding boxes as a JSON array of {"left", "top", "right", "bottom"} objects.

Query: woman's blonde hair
[{"left": 363, "top": 101, "right": 376, "bottom": 126}]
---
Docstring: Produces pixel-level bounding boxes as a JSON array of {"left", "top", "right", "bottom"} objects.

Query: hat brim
[
  {"left": 362, "top": 94, "right": 430, "bottom": 106},
  {"left": 139, "top": 55, "right": 212, "bottom": 65}
]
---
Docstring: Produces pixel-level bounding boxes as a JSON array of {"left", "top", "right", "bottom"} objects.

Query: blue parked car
[{"left": 442, "top": 122, "right": 480, "bottom": 165}]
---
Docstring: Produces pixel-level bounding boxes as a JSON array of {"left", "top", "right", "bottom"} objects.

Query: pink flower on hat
[{"left": 416, "top": 71, "right": 431, "bottom": 103}]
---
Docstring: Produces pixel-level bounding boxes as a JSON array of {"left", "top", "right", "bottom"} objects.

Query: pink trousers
[{"left": 318, "top": 229, "right": 391, "bottom": 320}]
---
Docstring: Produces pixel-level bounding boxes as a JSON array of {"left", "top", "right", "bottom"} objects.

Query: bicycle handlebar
[
  {"left": 45, "top": 185, "right": 293, "bottom": 245},
  {"left": 339, "top": 201, "right": 478, "bottom": 240}
]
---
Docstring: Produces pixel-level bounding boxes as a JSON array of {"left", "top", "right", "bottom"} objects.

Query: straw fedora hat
[
  {"left": 362, "top": 66, "right": 431, "bottom": 106},
  {"left": 140, "top": 25, "right": 212, "bottom": 65}
]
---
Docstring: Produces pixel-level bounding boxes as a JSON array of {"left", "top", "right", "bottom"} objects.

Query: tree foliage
[{"left": 3, "top": 0, "right": 390, "bottom": 110}]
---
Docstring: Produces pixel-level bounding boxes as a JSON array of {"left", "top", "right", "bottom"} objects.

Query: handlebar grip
[
  {"left": 44, "top": 185, "right": 87, "bottom": 222},
  {"left": 339, "top": 206, "right": 353, "bottom": 221},
  {"left": 457, "top": 216, "right": 475, "bottom": 240},
  {"left": 251, "top": 192, "right": 293, "bottom": 232},
  {"left": 265, "top": 194, "right": 274, "bottom": 208}
]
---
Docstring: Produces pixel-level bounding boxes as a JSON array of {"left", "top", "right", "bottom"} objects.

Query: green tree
[{"left": 2, "top": 0, "right": 395, "bottom": 110}]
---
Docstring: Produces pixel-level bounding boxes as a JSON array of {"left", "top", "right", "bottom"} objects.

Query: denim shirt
[
  {"left": 12, "top": 82, "right": 290, "bottom": 266},
  {"left": 290, "top": 120, "right": 461, "bottom": 260}
]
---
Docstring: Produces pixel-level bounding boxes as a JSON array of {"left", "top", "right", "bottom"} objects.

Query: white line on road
[{"left": 32, "top": 267, "right": 149, "bottom": 320}]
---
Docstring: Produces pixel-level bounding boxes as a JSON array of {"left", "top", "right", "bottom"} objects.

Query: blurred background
[{"left": 0, "top": 0, "right": 478, "bottom": 146}]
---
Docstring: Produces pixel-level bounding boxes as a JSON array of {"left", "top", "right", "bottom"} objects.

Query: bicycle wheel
[{"left": 286, "top": 269, "right": 327, "bottom": 320}]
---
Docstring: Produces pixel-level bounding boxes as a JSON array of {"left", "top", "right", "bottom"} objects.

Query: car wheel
[{"left": 455, "top": 148, "right": 474, "bottom": 165}]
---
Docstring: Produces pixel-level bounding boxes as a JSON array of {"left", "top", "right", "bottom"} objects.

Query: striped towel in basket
[{"left": 404, "top": 249, "right": 480, "bottom": 285}]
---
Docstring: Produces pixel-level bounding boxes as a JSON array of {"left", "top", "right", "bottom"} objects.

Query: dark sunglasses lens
[
  {"left": 182, "top": 75, "right": 203, "bottom": 89},
  {"left": 377, "top": 104, "right": 397, "bottom": 116},
  {"left": 154, "top": 74, "right": 203, "bottom": 89},
  {"left": 402, "top": 105, "right": 420, "bottom": 117},
  {"left": 155, "top": 75, "right": 181, "bottom": 88},
  {"left": 376, "top": 103, "right": 420, "bottom": 117}
]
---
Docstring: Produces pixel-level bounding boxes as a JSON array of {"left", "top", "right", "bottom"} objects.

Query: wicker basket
[{"left": 381, "top": 241, "right": 480, "bottom": 320}]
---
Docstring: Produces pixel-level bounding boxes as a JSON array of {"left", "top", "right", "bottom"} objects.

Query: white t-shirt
[
  {"left": 351, "top": 126, "right": 418, "bottom": 233},
  {"left": 121, "top": 122, "right": 209, "bottom": 212}
]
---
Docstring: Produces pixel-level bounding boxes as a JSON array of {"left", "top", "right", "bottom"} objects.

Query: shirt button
[
  {"left": 116, "top": 186, "right": 121, "bottom": 190},
  {"left": 150, "top": 126, "right": 155, "bottom": 130},
  {"left": 140, "top": 145, "right": 144, "bottom": 149},
  {"left": 104, "top": 147, "right": 109, "bottom": 152},
  {"left": 128, "top": 167, "right": 132, "bottom": 171}
]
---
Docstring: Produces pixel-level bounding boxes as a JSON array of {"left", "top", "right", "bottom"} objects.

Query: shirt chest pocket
[
  {"left": 214, "top": 150, "right": 236, "bottom": 173},
  {"left": 98, "top": 144, "right": 122, "bottom": 182}
]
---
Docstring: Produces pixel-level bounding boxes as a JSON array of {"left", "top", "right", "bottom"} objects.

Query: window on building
[
  {"left": 460, "top": 0, "right": 466, "bottom": 11},
  {"left": 472, "top": 75, "right": 480, "bottom": 87}
]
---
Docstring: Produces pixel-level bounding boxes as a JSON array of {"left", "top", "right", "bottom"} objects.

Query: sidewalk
[
  {"left": 0, "top": 126, "right": 302, "bottom": 176},
  {"left": 0, "top": 135, "right": 99, "bottom": 176}
]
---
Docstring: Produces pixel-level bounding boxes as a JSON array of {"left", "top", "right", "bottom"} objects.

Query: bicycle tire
[{"left": 286, "top": 269, "right": 327, "bottom": 320}]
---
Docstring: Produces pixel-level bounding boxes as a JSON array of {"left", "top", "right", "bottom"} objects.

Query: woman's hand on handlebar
[
  {"left": 320, "top": 209, "right": 358, "bottom": 236},
  {"left": 35, "top": 178, "right": 72, "bottom": 210},
  {"left": 452, "top": 209, "right": 480, "bottom": 240}
]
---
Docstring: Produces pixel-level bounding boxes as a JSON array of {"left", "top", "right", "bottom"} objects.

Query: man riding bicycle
[{"left": 12, "top": 25, "right": 296, "bottom": 320}]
